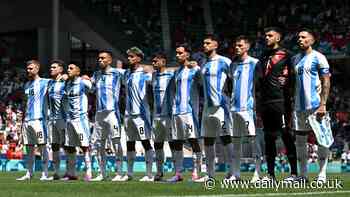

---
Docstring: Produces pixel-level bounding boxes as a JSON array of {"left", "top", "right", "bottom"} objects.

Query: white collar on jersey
[{"left": 208, "top": 54, "right": 220, "bottom": 61}]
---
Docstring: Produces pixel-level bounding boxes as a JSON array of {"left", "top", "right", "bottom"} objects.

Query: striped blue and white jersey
[
  {"left": 201, "top": 54, "right": 231, "bottom": 108},
  {"left": 24, "top": 78, "right": 50, "bottom": 121},
  {"left": 91, "top": 67, "right": 125, "bottom": 112},
  {"left": 152, "top": 70, "right": 175, "bottom": 118},
  {"left": 64, "top": 77, "right": 92, "bottom": 119},
  {"left": 230, "top": 56, "right": 258, "bottom": 112},
  {"left": 292, "top": 50, "right": 330, "bottom": 112},
  {"left": 48, "top": 79, "right": 66, "bottom": 120},
  {"left": 124, "top": 67, "right": 152, "bottom": 116},
  {"left": 173, "top": 66, "right": 201, "bottom": 115}
]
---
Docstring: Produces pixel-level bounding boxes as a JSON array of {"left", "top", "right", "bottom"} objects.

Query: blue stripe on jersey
[
  {"left": 99, "top": 75, "right": 107, "bottom": 111},
  {"left": 234, "top": 69, "right": 242, "bottom": 110},
  {"left": 125, "top": 68, "right": 152, "bottom": 116},
  {"left": 25, "top": 78, "right": 50, "bottom": 121},
  {"left": 155, "top": 75, "right": 161, "bottom": 114},
  {"left": 202, "top": 55, "right": 231, "bottom": 107},
  {"left": 112, "top": 73, "right": 118, "bottom": 110},
  {"left": 216, "top": 65, "right": 222, "bottom": 105},
  {"left": 175, "top": 68, "right": 183, "bottom": 114},
  {"left": 230, "top": 56, "right": 257, "bottom": 112},
  {"left": 247, "top": 64, "right": 255, "bottom": 109},
  {"left": 204, "top": 68, "right": 212, "bottom": 106},
  {"left": 297, "top": 56, "right": 307, "bottom": 111},
  {"left": 186, "top": 70, "right": 193, "bottom": 112},
  {"left": 310, "top": 56, "right": 319, "bottom": 109}
]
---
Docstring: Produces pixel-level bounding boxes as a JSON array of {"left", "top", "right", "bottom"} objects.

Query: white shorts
[
  {"left": 201, "top": 106, "right": 233, "bottom": 137},
  {"left": 232, "top": 111, "right": 256, "bottom": 137},
  {"left": 172, "top": 113, "right": 200, "bottom": 140},
  {"left": 48, "top": 119, "right": 66, "bottom": 145},
  {"left": 292, "top": 109, "right": 315, "bottom": 131},
  {"left": 125, "top": 115, "right": 152, "bottom": 141},
  {"left": 22, "top": 119, "right": 47, "bottom": 145},
  {"left": 94, "top": 110, "right": 121, "bottom": 141},
  {"left": 65, "top": 116, "right": 91, "bottom": 147},
  {"left": 153, "top": 117, "right": 172, "bottom": 142}
]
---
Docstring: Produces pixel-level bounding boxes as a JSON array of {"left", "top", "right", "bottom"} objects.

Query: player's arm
[
  {"left": 318, "top": 74, "right": 331, "bottom": 117},
  {"left": 316, "top": 55, "right": 331, "bottom": 117}
]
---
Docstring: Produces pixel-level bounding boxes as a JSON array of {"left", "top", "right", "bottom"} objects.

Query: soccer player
[
  {"left": 151, "top": 53, "right": 176, "bottom": 181},
  {"left": 47, "top": 60, "right": 66, "bottom": 180},
  {"left": 195, "top": 34, "right": 234, "bottom": 182},
  {"left": 255, "top": 27, "right": 298, "bottom": 182},
  {"left": 119, "top": 47, "right": 154, "bottom": 182},
  {"left": 17, "top": 60, "right": 51, "bottom": 181},
  {"left": 291, "top": 29, "right": 331, "bottom": 183},
  {"left": 230, "top": 36, "right": 258, "bottom": 181},
  {"left": 90, "top": 51, "right": 124, "bottom": 181},
  {"left": 167, "top": 44, "right": 202, "bottom": 182},
  {"left": 62, "top": 63, "right": 93, "bottom": 181}
]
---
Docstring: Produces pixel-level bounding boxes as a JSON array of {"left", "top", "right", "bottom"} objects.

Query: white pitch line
[{"left": 160, "top": 190, "right": 350, "bottom": 197}]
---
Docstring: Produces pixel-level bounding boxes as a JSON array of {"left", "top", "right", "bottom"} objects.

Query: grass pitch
[{"left": 0, "top": 172, "right": 349, "bottom": 197}]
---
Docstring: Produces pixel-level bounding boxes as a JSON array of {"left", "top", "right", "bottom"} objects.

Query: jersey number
[
  {"left": 36, "top": 131, "right": 43, "bottom": 139},
  {"left": 245, "top": 121, "right": 250, "bottom": 129},
  {"left": 79, "top": 134, "right": 84, "bottom": 141},
  {"left": 186, "top": 124, "right": 193, "bottom": 133},
  {"left": 297, "top": 67, "right": 303, "bottom": 75},
  {"left": 139, "top": 127, "right": 144, "bottom": 135}
]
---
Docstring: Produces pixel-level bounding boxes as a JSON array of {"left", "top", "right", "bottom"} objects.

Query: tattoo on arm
[{"left": 320, "top": 76, "right": 331, "bottom": 105}]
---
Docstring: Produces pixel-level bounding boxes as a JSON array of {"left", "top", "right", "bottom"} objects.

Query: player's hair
[
  {"left": 299, "top": 28, "right": 316, "bottom": 39},
  {"left": 264, "top": 26, "right": 284, "bottom": 37},
  {"left": 152, "top": 52, "right": 167, "bottom": 61},
  {"left": 98, "top": 50, "right": 113, "bottom": 58},
  {"left": 26, "top": 60, "right": 40, "bottom": 68},
  {"left": 235, "top": 35, "right": 251, "bottom": 45},
  {"left": 50, "top": 59, "right": 65, "bottom": 68},
  {"left": 204, "top": 34, "right": 220, "bottom": 43},
  {"left": 176, "top": 43, "right": 192, "bottom": 54},
  {"left": 126, "top": 46, "right": 144, "bottom": 59}
]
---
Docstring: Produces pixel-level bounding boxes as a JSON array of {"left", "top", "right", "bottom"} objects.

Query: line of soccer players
[{"left": 16, "top": 27, "right": 331, "bottom": 184}]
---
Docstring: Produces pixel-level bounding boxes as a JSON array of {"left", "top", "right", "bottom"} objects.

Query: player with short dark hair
[{"left": 255, "top": 27, "right": 298, "bottom": 182}]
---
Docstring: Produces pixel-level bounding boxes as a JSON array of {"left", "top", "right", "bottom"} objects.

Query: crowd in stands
[
  {"left": 211, "top": 0, "right": 350, "bottom": 58},
  {"left": 86, "top": 0, "right": 162, "bottom": 61}
]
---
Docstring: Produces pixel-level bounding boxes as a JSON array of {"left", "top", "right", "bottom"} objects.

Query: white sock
[
  {"left": 52, "top": 151, "right": 60, "bottom": 175},
  {"left": 170, "top": 148, "right": 175, "bottom": 173},
  {"left": 39, "top": 145, "right": 49, "bottom": 177},
  {"left": 296, "top": 135, "right": 308, "bottom": 177},
  {"left": 204, "top": 145, "right": 215, "bottom": 177},
  {"left": 84, "top": 151, "right": 92, "bottom": 177},
  {"left": 155, "top": 149, "right": 164, "bottom": 175},
  {"left": 145, "top": 149, "right": 154, "bottom": 177},
  {"left": 193, "top": 152, "right": 202, "bottom": 176},
  {"left": 232, "top": 137, "right": 241, "bottom": 177},
  {"left": 67, "top": 152, "right": 76, "bottom": 176},
  {"left": 127, "top": 151, "right": 136, "bottom": 176},
  {"left": 223, "top": 143, "right": 234, "bottom": 176},
  {"left": 113, "top": 142, "right": 123, "bottom": 175},
  {"left": 174, "top": 150, "right": 183, "bottom": 174},
  {"left": 318, "top": 145, "right": 329, "bottom": 178},
  {"left": 249, "top": 136, "right": 260, "bottom": 177},
  {"left": 97, "top": 142, "right": 106, "bottom": 177},
  {"left": 254, "top": 157, "right": 262, "bottom": 177},
  {"left": 27, "top": 145, "right": 35, "bottom": 176}
]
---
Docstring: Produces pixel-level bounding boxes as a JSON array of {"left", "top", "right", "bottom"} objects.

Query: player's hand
[
  {"left": 278, "top": 76, "right": 287, "bottom": 86},
  {"left": 59, "top": 74, "right": 68, "bottom": 81},
  {"left": 315, "top": 104, "right": 326, "bottom": 120},
  {"left": 81, "top": 75, "right": 90, "bottom": 80},
  {"left": 188, "top": 61, "right": 198, "bottom": 68}
]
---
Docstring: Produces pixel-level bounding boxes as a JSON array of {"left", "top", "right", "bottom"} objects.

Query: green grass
[{"left": 0, "top": 172, "right": 349, "bottom": 197}]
